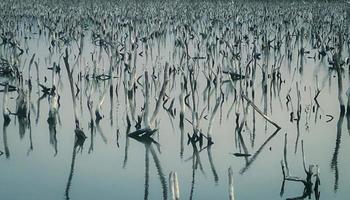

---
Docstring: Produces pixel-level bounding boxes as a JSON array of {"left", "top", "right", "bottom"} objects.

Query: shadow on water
[
  {"left": 236, "top": 94, "right": 282, "bottom": 174},
  {"left": 64, "top": 136, "right": 86, "bottom": 200},
  {"left": 2, "top": 115, "right": 10, "bottom": 158},
  {"left": 188, "top": 139, "right": 204, "bottom": 200},
  {"left": 280, "top": 134, "right": 321, "bottom": 200},
  {"left": 123, "top": 116, "right": 130, "bottom": 168},
  {"left": 128, "top": 130, "right": 168, "bottom": 200},
  {"left": 239, "top": 127, "right": 281, "bottom": 174},
  {"left": 47, "top": 107, "right": 58, "bottom": 156},
  {"left": 330, "top": 106, "right": 345, "bottom": 192},
  {"left": 207, "top": 145, "right": 219, "bottom": 184},
  {"left": 331, "top": 42, "right": 347, "bottom": 192},
  {"left": 0, "top": 0, "right": 350, "bottom": 199}
]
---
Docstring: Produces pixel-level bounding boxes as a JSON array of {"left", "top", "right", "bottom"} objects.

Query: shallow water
[{"left": 0, "top": 0, "right": 350, "bottom": 200}]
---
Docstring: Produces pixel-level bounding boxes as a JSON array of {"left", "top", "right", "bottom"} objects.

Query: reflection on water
[{"left": 1, "top": 0, "right": 350, "bottom": 199}]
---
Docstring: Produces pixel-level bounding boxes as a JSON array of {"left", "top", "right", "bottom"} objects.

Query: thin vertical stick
[
  {"left": 169, "top": 171, "right": 180, "bottom": 200},
  {"left": 144, "top": 71, "right": 150, "bottom": 127},
  {"left": 150, "top": 63, "right": 169, "bottom": 126},
  {"left": 63, "top": 48, "right": 79, "bottom": 128},
  {"left": 228, "top": 167, "right": 235, "bottom": 200}
]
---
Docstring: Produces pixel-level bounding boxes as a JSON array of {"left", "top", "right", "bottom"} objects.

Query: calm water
[{"left": 0, "top": 0, "right": 350, "bottom": 200}]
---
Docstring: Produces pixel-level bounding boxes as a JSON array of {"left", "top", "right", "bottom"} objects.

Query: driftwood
[
  {"left": 241, "top": 93, "right": 281, "bottom": 130},
  {"left": 280, "top": 135, "right": 321, "bottom": 199}
]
